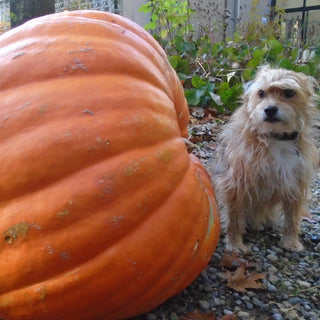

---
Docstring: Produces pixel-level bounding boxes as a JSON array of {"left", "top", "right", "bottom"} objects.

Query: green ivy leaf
[
  {"left": 199, "top": 95, "right": 212, "bottom": 108},
  {"left": 176, "top": 58, "right": 190, "bottom": 74},
  {"left": 139, "top": 4, "right": 150, "bottom": 13},
  {"left": 185, "top": 88, "right": 205, "bottom": 106},
  {"left": 177, "top": 73, "right": 190, "bottom": 81},
  {"left": 219, "top": 88, "right": 233, "bottom": 104},
  {"left": 191, "top": 75, "right": 206, "bottom": 89},
  {"left": 207, "top": 81, "right": 215, "bottom": 92},
  {"left": 278, "top": 58, "right": 293, "bottom": 70},
  {"left": 219, "top": 82, "right": 230, "bottom": 90},
  {"left": 160, "top": 29, "right": 168, "bottom": 39},
  {"left": 169, "top": 55, "right": 179, "bottom": 69},
  {"left": 294, "top": 64, "right": 311, "bottom": 75},
  {"left": 268, "top": 39, "right": 283, "bottom": 56},
  {"left": 144, "top": 20, "right": 157, "bottom": 31},
  {"left": 290, "top": 47, "right": 299, "bottom": 62},
  {"left": 243, "top": 68, "right": 255, "bottom": 81},
  {"left": 253, "top": 48, "right": 267, "bottom": 60},
  {"left": 233, "top": 32, "right": 243, "bottom": 42},
  {"left": 247, "top": 58, "right": 261, "bottom": 69}
]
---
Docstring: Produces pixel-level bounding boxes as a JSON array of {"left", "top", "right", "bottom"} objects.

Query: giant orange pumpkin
[{"left": 0, "top": 10, "right": 220, "bottom": 320}]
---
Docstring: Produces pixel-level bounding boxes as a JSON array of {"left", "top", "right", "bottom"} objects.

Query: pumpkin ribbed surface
[{"left": 0, "top": 11, "right": 220, "bottom": 320}]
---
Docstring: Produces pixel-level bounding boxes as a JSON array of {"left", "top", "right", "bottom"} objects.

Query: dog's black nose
[{"left": 264, "top": 105, "right": 278, "bottom": 117}]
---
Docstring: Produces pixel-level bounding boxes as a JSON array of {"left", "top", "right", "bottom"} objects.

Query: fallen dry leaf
[
  {"left": 219, "top": 315, "right": 237, "bottom": 320},
  {"left": 182, "top": 307, "right": 237, "bottom": 320},
  {"left": 225, "top": 265, "right": 266, "bottom": 293},
  {"left": 182, "top": 309, "right": 217, "bottom": 320},
  {"left": 219, "top": 252, "right": 257, "bottom": 269},
  {"left": 219, "top": 252, "right": 241, "bottom": 269}
]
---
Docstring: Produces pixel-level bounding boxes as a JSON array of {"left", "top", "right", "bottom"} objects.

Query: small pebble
[
  {"left": 272, "top": 313, "right": 283, "bottom": 320},
  {"left": 146, "top": 313, "right": 157, "bottom": 320},
  {"left": 235, "top": 299, "right": 242, "bottom": 306},
  {"left": 288, "top": 297, "right": 301, "bottom": 305},
  {"left": 269, "top": 274, "right": 280, "bottom": 283},
  {"left": 212, "top": 298, "right": 222, "bottom": 306},
  {"left": 245, "top": 302, "right": 253, "bottom": 310},
  {"left": 303, "top": 304, "right": 312, "bottom": 311},
  {"left": 198, "top": 300, "right": 210, "bottom": 310},
  {"left": 252, "top": 297, "right": 264, "bottom": 307},
  {"left": 246, "top": 291, "right": 255, "bottom": 298},
  {"left": 286, "top": 310, "right": 299, "bottom": 320},
  {"left": 282, "top": 301, "right": 292, "bottom": 308},
  {"left": 170, "top": 312, "right": 179, "bottom": 320},
  {"left": 271, "top": 246, "right": 283, "bottom": 253},
  {"left": 267, "top": 254, "right": 279, "bottom": 262},
  {"left": 223, "top": 309, "right": 233, "bottom": 315},
  {"left": 297, "top": 280, "right": 311, "bottom": 288},
  {"left": 267, "top": 283, "right": 277, "bottom": 292},
  {"left": 268, "top": 265, "right": 278, "bottom": 273},
  {"left": 238, "top": 311, "right": 250, "bottom": 318}
]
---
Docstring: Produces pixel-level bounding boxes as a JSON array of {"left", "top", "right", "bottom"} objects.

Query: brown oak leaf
[
  {"left": 220, "top": 315, "right": 237, "bottom": 320},
  {"left": 219, "top": 252, "right": 241, "bottom": 269},
  {"left": 220, "top": 252, "right": 257, "bottom": 269},
  {"left": 182, "top": 309, "right": 217, "bottom": 320},
  {"left": 182, "top": 310, "right": 237, "bottom": 320},
  {"left": 225, "top": 265, "right": 266, "bottom": 292}
]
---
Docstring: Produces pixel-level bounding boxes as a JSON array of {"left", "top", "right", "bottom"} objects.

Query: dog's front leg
[
  {"left": 282, "top": 200, "right": 304, "bottom": 251},
  {"left": 226, "top": 205, "right": 248, "bottom": 253}
]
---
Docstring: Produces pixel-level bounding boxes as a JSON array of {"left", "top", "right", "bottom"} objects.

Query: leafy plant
[
  {"left": 140, "top": 1, "right": 320, "bottom": 113},
  {"left": 185, "top": 75, "right": 215, "bottom": 108},
  {"left": 139, "top": 0, "right": 194, "bottom": 51}
]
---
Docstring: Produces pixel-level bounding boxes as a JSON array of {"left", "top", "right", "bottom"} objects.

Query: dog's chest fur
[
  {"left": 258, "top": 139, "right": 303, "bottom": 199},
  {"left": 268, "top": 139, "right": 301, "bottom": 172}
]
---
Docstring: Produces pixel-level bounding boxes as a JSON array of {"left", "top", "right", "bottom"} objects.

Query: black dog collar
[{"left": 271, "top": 131, "right": 299, "bottom": 141}]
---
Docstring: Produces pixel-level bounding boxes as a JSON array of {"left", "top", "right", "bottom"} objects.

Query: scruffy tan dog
[{"left": 213, "top": 66, "right": 319, "bottom": 253}]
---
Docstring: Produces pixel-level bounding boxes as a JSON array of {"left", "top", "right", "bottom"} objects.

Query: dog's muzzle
[{"left": 264, "top": 105, "right": 280, "bottom": 123}]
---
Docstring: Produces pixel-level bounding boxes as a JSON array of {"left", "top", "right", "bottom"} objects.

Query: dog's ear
[
  {"left": 295, "top": 72, "right": 318, "bottom": 96},
  {"left": 306, "top": 75, "right": 319, "bottom": 95},
  {"left": 242, "top": 81, "right": 255, "bottom": 104},
  {"left": 243, "top": 81, "right": 253, "bottom": 93},
  {"left": 301, "top": 74, "right": 320, "bottom": 109},
  {"left": 309, "top": 77, "right": 320, "bottom": 109}
]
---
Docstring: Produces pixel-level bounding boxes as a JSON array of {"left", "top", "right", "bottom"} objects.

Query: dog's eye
[
  {"left": 258, "top": 90, "right": 265, "bottom": 98},
  {"left": 283, "top": 89, "right": 295, "bottom": 98}
]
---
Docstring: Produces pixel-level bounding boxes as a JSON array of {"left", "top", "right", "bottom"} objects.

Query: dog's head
[{"left": 243, "top": 66, "right": 318, "bottom": 136}]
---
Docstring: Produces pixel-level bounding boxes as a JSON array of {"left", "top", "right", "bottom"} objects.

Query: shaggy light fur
[{"left": 213, "top": 66, "right": 319, "bottom": 252}]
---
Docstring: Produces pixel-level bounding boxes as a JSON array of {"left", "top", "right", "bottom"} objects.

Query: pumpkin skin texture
[{"left": 0, "top": 11, "right": 220, "bottom": 320}]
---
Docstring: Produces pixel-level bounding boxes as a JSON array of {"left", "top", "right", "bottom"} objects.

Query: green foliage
[
  {"left": 185, "top": 75, "right": 215, "bottom": 108},
  {"left": 140, "top": 1, "right": 320, "bottom": 113},
  {"left": 176, "top": 33, "right": 320, "bottom": 113},
  {"left": 139, "top": 0, "right": 194, "bottom": 51}
]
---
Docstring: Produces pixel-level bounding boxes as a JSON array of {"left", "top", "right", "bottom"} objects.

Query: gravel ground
[{"left": 132, "top": 114, "right": 320, "bottom": 320}]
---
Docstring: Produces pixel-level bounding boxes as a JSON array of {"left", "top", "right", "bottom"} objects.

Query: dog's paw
[
  {"left": 226, "top": 239, "right": 248, "bottom": 253},
  {"left": 283, "top": 239, "right": 304, "bottom": 252}
]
